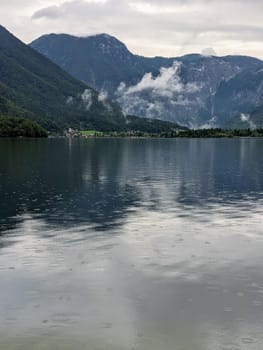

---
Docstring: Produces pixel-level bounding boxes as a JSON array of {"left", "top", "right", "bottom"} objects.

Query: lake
[{"left": 0, "top": 138, "right": 263, "bottom": 350}]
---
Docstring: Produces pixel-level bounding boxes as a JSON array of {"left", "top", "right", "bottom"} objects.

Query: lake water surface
[{"left": 1, "top": 138, "right": 263, "bottom": 350}]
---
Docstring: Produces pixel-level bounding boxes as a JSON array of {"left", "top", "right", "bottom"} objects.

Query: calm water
[{"left": 1, "top": 138, "right": 263, "bottom": 350}]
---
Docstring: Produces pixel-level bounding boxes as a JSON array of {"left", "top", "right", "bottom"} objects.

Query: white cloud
[
  {"left": 201, "top": 48, "right": 217, "bottom": 57},
  {"left": 66, "top": 96, "right": 74, "bottom": 105},
  {"left": 0, "top": 0, "right": 263, "bottom": 58},
  {"left": 118, "top": 62, "right": 199, "bottom": 97},
  {"left": 98, "top": 90, "right": 112, "bottom": 111},
  {"left": 116, "top": 61, "right": 201, "bottom": 119},
  {"left": 240, "top": 113, "right": 256, "bottom": 130},
  {"left": 81, "top": 89, "right": 93, "bottom": 111},
  {"left": 98, "top": 90, "right": 108, "bottom": 102}
]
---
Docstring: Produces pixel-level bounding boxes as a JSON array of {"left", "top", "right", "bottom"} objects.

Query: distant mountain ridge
[
  {"left": 0, "top": 25, "right": 182, "bottom": 133},
  {"left": 31, "top": 33, "right": 263, "bottom": 128}
]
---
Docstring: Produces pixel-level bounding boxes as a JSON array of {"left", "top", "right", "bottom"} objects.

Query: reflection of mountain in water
[
  {"left": 0, "top": 139, "right": 140, "bottom": 232},
  {"left": 1, "top": 138, "right": 263, "bottom": 233}
]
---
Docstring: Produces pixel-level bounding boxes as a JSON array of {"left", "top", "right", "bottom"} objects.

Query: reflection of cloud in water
[
  {"left": 1, "top": 200, "right": 263, "bottom": 349},
  {"left": 1, "top": 138, "right": 263, "bottom": 348},
  {"left": 1, "top": 138, "right": 263, "bottom": 233}
]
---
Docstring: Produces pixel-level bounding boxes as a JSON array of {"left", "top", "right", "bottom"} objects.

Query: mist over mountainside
[
  {"left": 0, "top": 25, "right": 182, "bottom": 133},
  {"left": 31, "top": 33, "right": 263, "bottom": 128},
  {"left": 0, "top": 26, "right": 125, "bottom": 132}
]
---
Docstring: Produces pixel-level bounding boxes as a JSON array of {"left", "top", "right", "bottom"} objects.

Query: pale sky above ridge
[{"left": 1, "top": 0, "right": 263, "bottom": 59}]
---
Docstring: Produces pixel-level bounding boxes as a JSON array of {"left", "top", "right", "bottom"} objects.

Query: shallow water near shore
[{"left": 1, "top": 138, "right": 263, "bottom": 350}]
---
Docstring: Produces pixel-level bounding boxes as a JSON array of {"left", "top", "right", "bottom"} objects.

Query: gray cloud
[
  {"left": 32, "top": 6, "right": 61, "bottom": 19},
  {"left": 0, "top": 0, "right": 262, "bottom": 58}
]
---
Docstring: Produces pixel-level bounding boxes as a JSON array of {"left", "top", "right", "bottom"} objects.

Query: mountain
[
  {"left": 215, "top": 66, "right": 263, "bottom": 127},
  {"left": 0, "top": 26, "right": 126, "bottom": 132},
  {"left": 31, "top": 33, "right": 171, "bottom": 93},
  {"left": 225, "top": 104, "right": 263, "bottom": 129},
  {"left": 0, "top": 26, "right": 183, "bottom": 133},
  {"left": 31, "top": 33, "right": 263, "bottom": 128}
]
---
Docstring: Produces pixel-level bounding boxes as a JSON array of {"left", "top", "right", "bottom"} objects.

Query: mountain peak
[
  {"left": 83, "top": 33, "right": 130, "bottom": 54},
  {"left": 31, "top": 32, "right": 133, "bottom": 66},
  {"left": 85, "top": 33, "right": 117, "bottom": 40}
]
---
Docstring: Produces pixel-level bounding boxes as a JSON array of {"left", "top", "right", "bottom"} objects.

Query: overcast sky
[{"left": 1, "top": 0, "right": 263, "bottom": 59}]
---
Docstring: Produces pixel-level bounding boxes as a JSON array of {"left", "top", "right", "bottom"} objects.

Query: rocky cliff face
[{"left": 31, "top": 34, "right": 263, "bottom": 128}]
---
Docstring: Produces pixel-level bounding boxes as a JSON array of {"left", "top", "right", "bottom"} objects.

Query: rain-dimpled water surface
[{"left": 1, "top": 138, "right": 263, "bottom": 350}]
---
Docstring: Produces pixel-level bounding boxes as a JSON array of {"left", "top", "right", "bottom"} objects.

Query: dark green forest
[
  {"left": 164, "top": 128, "right": 263, "bottom": 138},
  {"left": 0, "top": 116, "right": 47, "bottom": 137}
]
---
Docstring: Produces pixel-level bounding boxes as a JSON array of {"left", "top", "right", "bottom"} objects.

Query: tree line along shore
[{"left": 1, "top": 116, "right": 263, "bottom": 138}]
